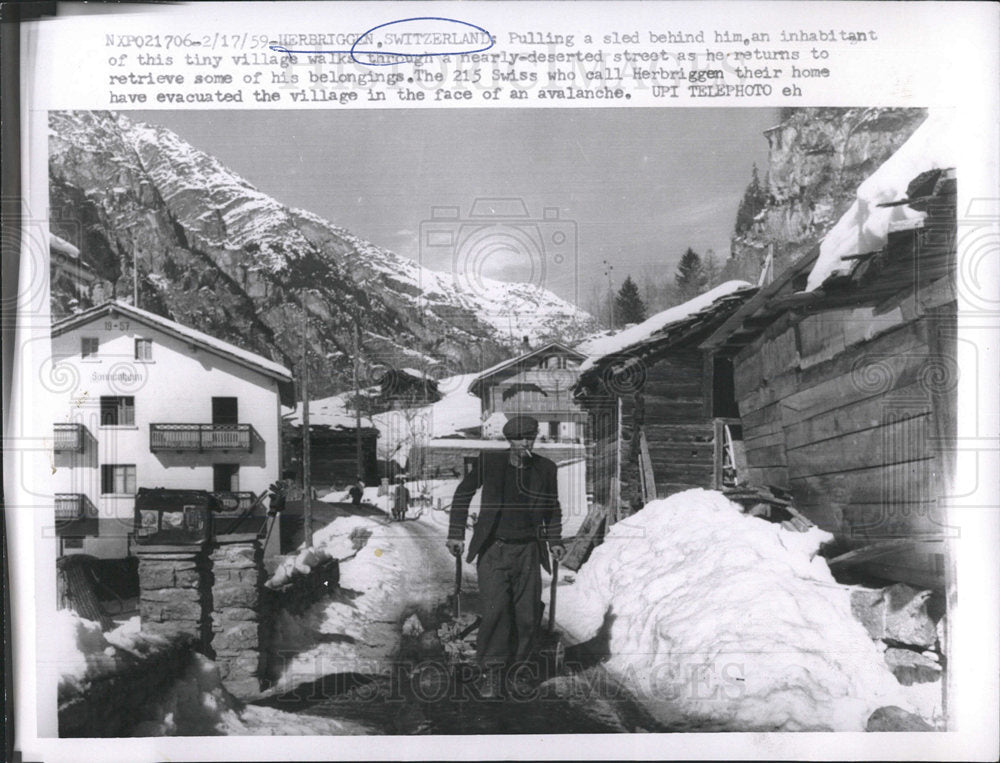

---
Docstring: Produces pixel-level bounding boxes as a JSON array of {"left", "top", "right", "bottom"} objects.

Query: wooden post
[
  {"left": 353, "top": 320, "right": 363, "bottom": 484},
  {"left": 301, "top": 302, "right": 312, "bottom": 548}
]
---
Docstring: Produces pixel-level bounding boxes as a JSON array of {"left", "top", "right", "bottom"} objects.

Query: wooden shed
[
  {"left": 572, "top": 284, "right": 757, "bottom": 526},
  {"left": 701, "top": 168, "right": 956, "bottom": 589},
  {"left": 285, "top": 424, "right": 380, "bottom": 489}
]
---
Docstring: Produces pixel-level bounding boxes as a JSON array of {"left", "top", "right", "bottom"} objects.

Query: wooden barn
[
  {"left": 567, "top": 283, "right": 757, "bottom": 563},
  {"left": 701, "top": 167, "right": 956, "bottom": 589},
  {"left": 285, "top": 423, "right": 380, "bottom": 489}
]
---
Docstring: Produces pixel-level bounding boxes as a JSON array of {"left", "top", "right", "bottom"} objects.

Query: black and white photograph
[
  {"left": 43, "top": 103, "right": 959, "bottom": 736},
  {"left": 3, "top": 2, "right": 998, "bottom": 760}
]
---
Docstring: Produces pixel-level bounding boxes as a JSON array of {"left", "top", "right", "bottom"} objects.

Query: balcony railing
[
  {"left": 54, "top": 423, "right": 85, "bottom": 452},
  {"left": 149, "top": 423, "right": 254, "bottom": 452},
  {"left": 212, "top": 491, "right": 257, "bottom": 512},
  {"left": 55, "top": 493, "right": 86, "bottom": 520}
]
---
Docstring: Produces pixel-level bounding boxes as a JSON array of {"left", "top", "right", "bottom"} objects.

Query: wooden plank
[
  {"left": 788, "top": 459, "right": 937, "bottom": 506},
  {"left": 827, "top": 538, "right": 926, "bottom": 570},
  {"left": 743, "top": 429, "right": 785, "bottom": 449},
  {"left": 734, "top": 366, "right": 800, "bottom": 416},
  {"left": 639, "top": 400, "right": 706, "bottom": 422},
  {"left": 740, "top": 402, "right": 783, "bottom": 431},
  {"left": 638, "top": 430, "right": 657, "bottom": 504},
  {"left": 787, "top": 416, "right": 932, "bottom": 479},
  {"left": 780, "top": 352, "right": 932, "bottom": 426},
  {"left": 784, "top": 381, "right": 931, "bottom": 450},
  {"left": 745, "top": 443, "right": 787, "bottom": 468},
  {"left": 562, "top": 503, "right": 607, "bottom": 572},
  {"left": 745, "top": 465, "right": 789, "bottom": 488},
  {"left": 796, "top": 317, "right": 927, "bottom": 390}
]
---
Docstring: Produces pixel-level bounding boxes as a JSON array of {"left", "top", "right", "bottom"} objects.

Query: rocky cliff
[
  {"left": 48, "top": 111, "right": 596, "bottom": 397},
  {"left": 722, "top": 108, "right": 929, "bottom": 282}
]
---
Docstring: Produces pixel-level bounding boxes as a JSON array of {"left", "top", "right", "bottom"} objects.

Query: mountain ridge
[{"left": 49, "top": 110, "right": 596, "bottom": 396}]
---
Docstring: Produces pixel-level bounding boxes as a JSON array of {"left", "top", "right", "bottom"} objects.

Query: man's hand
[
  {"left": 446, "top": 540, "right": 465, "bottom": 558},
  {"left": 549, "top": 543, "right": 567, "bottom": 563}
]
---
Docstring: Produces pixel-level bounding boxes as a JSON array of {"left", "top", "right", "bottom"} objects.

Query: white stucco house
[{"left": 51, "top": 301, "right": 294, "bottom": 558}]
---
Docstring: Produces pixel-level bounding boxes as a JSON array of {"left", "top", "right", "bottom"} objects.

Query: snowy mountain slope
[{"left": 48, "top": 111, "right": 595, "bottom": 396}]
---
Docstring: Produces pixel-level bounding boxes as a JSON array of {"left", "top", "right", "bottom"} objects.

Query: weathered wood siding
[
  {"left": 733, "top": 289, "right": 956, "bottom": 587},
  {"left": 638, "top": 351, "right": 716, "bottom": 497}
]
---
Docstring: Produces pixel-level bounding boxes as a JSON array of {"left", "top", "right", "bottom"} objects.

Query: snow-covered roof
[
  {"left": 468, "top": 341, "right": 586, "bottom": 397},
  {"left": 52, "top": 301, "right": 293, "bottom": 381},
  {"left": 579, "top": 280, "right": 753, "bottom": 371},
  {"left": 806, "top": 110, "right": 957, "bottom": 291}
]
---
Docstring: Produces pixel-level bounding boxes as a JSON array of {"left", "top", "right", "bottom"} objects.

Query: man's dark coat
[{"left": 448, "top": 450, "right": 563, "bottom": 573}]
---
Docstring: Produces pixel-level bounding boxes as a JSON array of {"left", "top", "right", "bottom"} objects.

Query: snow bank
[
  {"left": 54, "top": 611, "right": 172, "bottom": 693},
  {"left": 558, "top": 489, "right": 910, "bottom": 731},
  {"left": 807, "top": 110, "right": 956, "bottom": 291},
  {"left": 264, "top": 513, "right": 381, "bottom": 589},
  {"left": 131, "top": 652, "right": 368, "bottom": 736},
  {"left": 579, "top": 281, "right": 751, "bottom": 367}
]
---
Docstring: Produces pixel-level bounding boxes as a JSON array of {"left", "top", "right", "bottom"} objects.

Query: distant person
[
  {"left": 446, "top": 415, "right": 565, "bottom": 698},
  {"left": 392, "top": 476, "right": 410, "bottom": 521},
  {"left": 348, "top": 478, "right": 365, "bottom": 506}
]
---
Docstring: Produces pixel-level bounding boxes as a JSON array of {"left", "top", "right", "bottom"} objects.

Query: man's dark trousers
[{"left": 476, "top": 539, "right": 542, "bottom": 665}]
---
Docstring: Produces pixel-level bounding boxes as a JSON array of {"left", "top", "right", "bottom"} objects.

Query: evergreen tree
[
  {"left": 615, "top": 275, "right": 647, "bottom": 326},
  {"left": 735, "top": 163, "right": 768, "bottom": 235},
  {"left": 702, "top": 249, "right": 720, "bottom": 288},
  {"left": 674, "top": 248, "right": 707, "bottom": 299}
]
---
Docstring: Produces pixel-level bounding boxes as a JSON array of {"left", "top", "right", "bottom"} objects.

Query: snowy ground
[
  {"left": 266, "top": 481, "right": 467, "bottom": 693},
  {"left": 57, "top": 484, "right": 941, "bottom": 734}
]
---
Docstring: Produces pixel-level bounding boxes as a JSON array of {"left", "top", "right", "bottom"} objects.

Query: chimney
[{"left": 521, "top": 336, "right": 531, "bottom": 354}]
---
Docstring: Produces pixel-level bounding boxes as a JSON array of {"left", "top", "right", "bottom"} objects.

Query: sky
[{"left": 130, "top": 108, "right": 779, "bottom": 308}]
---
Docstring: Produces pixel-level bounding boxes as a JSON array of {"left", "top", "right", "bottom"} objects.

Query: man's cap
[{"left": 503, "top": 414, "right": 539, "bottom": 440}]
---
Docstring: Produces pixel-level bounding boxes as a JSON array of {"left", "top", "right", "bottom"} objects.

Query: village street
[{"left": 246, "top": 486, "right": 639, "bottom": 734}]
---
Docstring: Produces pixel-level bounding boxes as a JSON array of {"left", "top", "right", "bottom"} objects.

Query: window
[
  {"left": 81, "top": 337, "right": 99, "bottom": 358},
  {"left": 548, "top": 421, "right": 559, "bottom": 440},
  {"left": 213, "top": 464, "right": 240, "bottom": 492},
  {"left": 101, "top": 464, "right": 136, "bottom": 494},
  {"left": 100, "top": 396, "right": 135, "bottom": 426},
  {"left": 212, "top": 397, "right": 239, "bottom": 425},
  {"left": 135, "top": 338, "right": 153, "bottom": 360},
  {"left": 63, "top": 537, "right": 84, "bottom": 550}
]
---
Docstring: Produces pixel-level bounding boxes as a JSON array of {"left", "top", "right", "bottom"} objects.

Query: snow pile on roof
[
  {"left": 807, "top": 110, "right": 957, "bottom": 291},
  {"left": 557, "top": 489, "right": 912, "bottom": 731},
  {"left": 579, "top": 281, "right": 751, "bottom": 368}
]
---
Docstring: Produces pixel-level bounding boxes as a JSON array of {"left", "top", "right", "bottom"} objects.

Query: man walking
[{"left": 446, "top": 415, "right": 565, "bottom": 697}]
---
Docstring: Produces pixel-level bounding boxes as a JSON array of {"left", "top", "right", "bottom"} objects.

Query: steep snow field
[{"left": 557, "top": 489, "right": 917, "bottom": 731}]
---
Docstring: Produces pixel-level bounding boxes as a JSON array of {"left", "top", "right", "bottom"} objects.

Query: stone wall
[
  {"left": 135, "top": 537, "right": 340, "bottom": 698},
  {"left": 136, "top": 548, "right": 212, "bottom": 648},
  {"left": 210, "top": 539, "right": 272, "bottom": 697},
  {"left": 137, "top": 537, "right": 271, "bottom": 698}
]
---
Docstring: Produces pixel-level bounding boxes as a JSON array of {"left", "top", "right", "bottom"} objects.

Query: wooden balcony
[
  {"left": 149, "top": 423, "right": 254, "bottom": 453},
  {"left": 55, "top": 493, "right": 88, "bottom": 520},
  {"left": 54, "top": 423, "right": 85, "bottom": 452}
]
